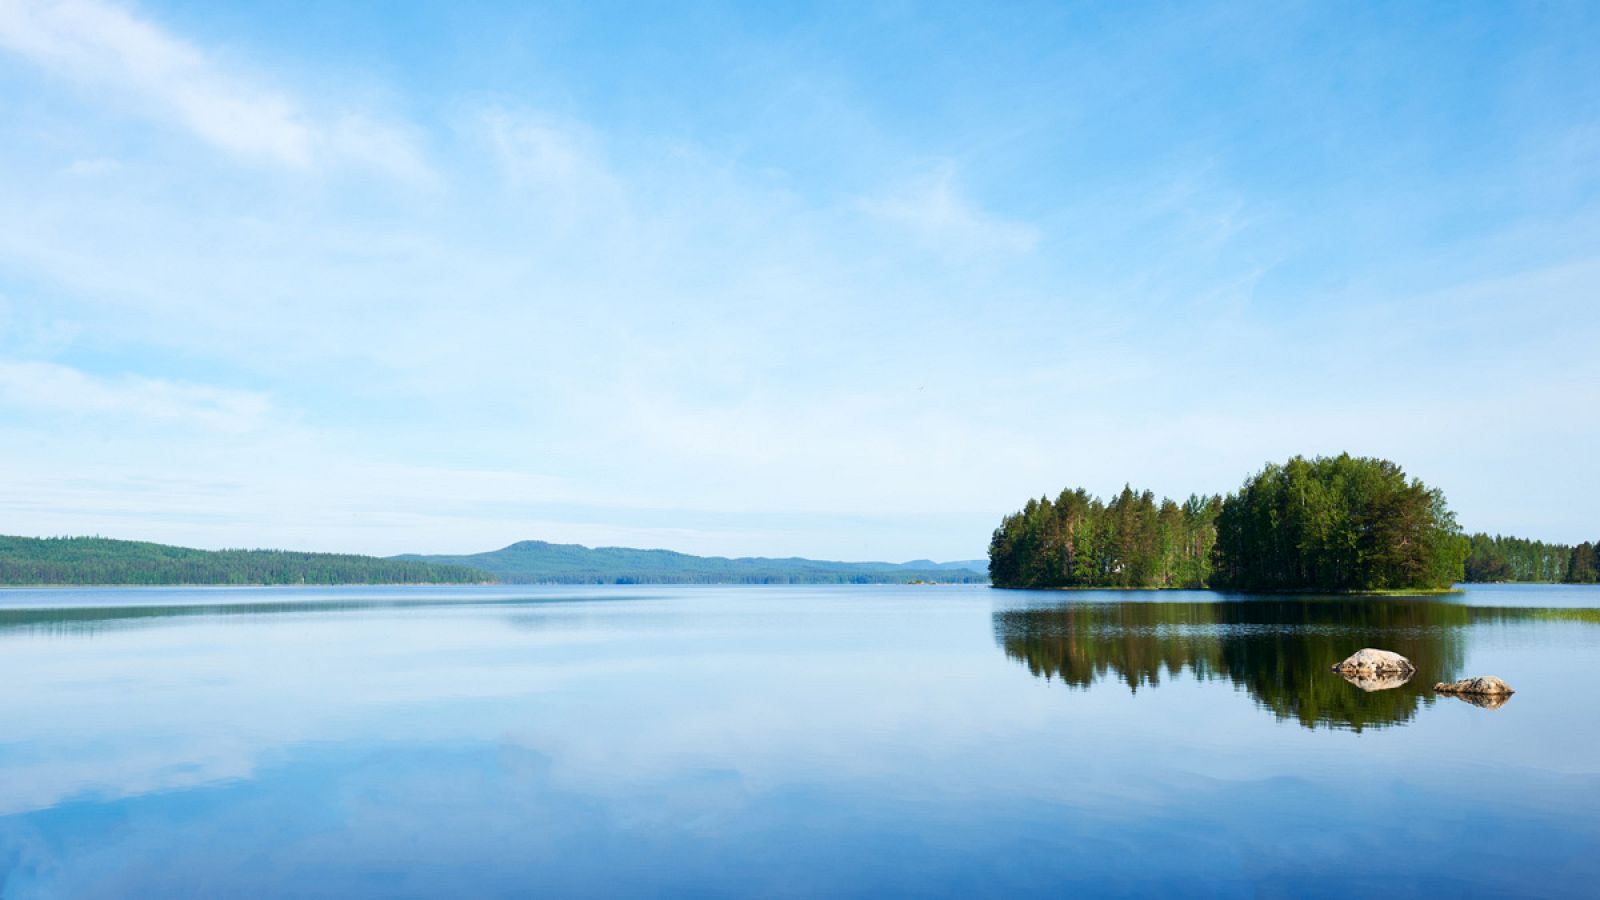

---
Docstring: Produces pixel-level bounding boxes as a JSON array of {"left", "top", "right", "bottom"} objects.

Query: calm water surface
[{"left": 2, "top": 583, "right": 1598, "bottom": 897}]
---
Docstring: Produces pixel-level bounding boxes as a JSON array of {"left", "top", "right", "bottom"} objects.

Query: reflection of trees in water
[
  {"left": 0, "top": 595, "right": 640, "bottom": 638},
  {"left": 993, "top": 599, "right": 1589, "bottom": 731},
  {"left": 0, "top": 600, "right": 381, "bottom": 637}
]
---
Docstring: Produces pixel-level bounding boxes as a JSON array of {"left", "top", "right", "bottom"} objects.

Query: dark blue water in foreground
[{"left": 2, "top": 583, "right": 1598, "bottom": 898}]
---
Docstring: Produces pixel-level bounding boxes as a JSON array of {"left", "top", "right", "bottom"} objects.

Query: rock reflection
[
  {"left": 1338, "top": 670, "right": 1415, "bottom": 692},
  {"left": 1440, "top": 690, "right": 1514, "bottom": 710}
]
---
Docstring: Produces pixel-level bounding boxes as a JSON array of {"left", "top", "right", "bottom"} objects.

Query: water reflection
[
  {"left": 1338, "top": 670, "right": 1414, "bottom": 692},
  {"left": 2, "top": 585, "right": 1599, "bottom": 896},
  {"left": 1439, "top": 690, "right": 1514, "bottom": 710},
  {"left": 0, "top": 592, "right": 652, "bottom": 637},
  {"left": 993, "top": 597, "right": 1594, "bottom": 731}
]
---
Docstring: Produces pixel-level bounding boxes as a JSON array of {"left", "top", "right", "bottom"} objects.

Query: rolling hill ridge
[
  {"left": 0, "top": 535, "right": 988, "bottom": 586},
  {"left": 395, "top": 540, "right": 988, "bottom": 584}
]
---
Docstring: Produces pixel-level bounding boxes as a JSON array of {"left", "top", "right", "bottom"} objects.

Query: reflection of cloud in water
[
  {"left": 0, "top": 740, "right": 260, "bottom": 817},
  {"left": 0, "top": 595, "right": 664, "bottom": 815},
  {"left": 4, "top": 588, "right": 1028, "bottom": 817}
]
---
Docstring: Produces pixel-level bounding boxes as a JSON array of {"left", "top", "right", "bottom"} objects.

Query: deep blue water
[{"left": 1, "top": 583, "right": 1598, "bottom": 898}]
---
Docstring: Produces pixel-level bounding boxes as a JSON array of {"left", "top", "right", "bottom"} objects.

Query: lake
[{"left": 2, "top": 583, "right": 1598, "bottom": 898}]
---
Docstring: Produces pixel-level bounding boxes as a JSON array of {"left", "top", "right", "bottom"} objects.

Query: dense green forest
[
  {"left": 1464, "top": 533, "right": 1599, "bottom": 584},
  {"left": 0, "top": 536, "right": 484, "bottom": 586},
  {"left": 986, "top": 488, "right": 1221, "bottom": 589},
  {"left": 398, "top": 540, "right": 988, "bottom": 584},
  {"left": 1210, "top": 455, "right": 1466, "bottom": 592},
  {"left": 991, "top": 454, "right": 1468, "bottom": 592}
]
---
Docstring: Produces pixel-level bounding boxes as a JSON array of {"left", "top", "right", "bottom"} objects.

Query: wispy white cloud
[
  {"left": 0, "top": 0, "right": 428, "bottom": 179},
  {"left": 62, "top": 156, "right": 122, "bottom": 176},
  {"left": 861, "top": 162, "right": 1039, "bottom": 255},
  {"left": 0, "top": 360, "right": 271, "bottom": 432},
  {"left": 325, "top": 113, "right": 434, "bottom": 184},
  {"left": 482, "top": 108, "right": 625, "bottom": 221}
]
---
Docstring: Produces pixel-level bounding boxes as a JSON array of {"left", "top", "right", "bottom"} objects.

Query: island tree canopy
[
  {"left": 1209, "top": 455, "right": 1467, "bottom": 592},
  {"left": 990, "top": 454, "right": 1470, "bottom": 593},
  {"left": 987, "top": 487, "right": 1221, "bottom": 589}
]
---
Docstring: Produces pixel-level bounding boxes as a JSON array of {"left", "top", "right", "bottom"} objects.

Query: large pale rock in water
[
  {"left": 1332, "top": 648, "right": 1415, "bottom": 676},
  {"left": 1434, "top": 676, "right": 1514, "bottom": 696}
]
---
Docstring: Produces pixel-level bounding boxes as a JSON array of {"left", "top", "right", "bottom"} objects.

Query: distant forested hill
[
  {"left": 396, "top": 541, "right": 989, "bottom": 584},
  {"left": 0, "top": 536, "right": 486, "bottom": 586}
]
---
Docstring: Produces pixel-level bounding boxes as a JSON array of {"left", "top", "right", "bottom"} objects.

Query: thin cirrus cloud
[
  {"left": 482, "top": 108, "right": 627, "bottom": 222},
  {"left": 0, "top": 0, "right": 429, "bottom": 180},
  {"left": 861, "top": 162, "right": 1040, "bottom": 256}
]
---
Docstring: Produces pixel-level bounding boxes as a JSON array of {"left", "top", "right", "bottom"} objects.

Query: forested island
[
  {"left": 986, "top": 488, "right": 1222, "bottom": 589},
  {"left": 988, "top": 454, "right": 1591, "bottom": 593}
]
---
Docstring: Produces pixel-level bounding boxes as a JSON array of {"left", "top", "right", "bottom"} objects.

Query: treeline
[
  {"left": 1464, "top": 534, "right": 1599, "bottom": 584},
  {"left": 991, "top": 454, "right": 1468, "bottom": 592},
  {"left": 987, "top": 488, "right": 1222, "bottom": 589},
  {"left": 0, "top": 536, "right": 485, "bottom": 586}
]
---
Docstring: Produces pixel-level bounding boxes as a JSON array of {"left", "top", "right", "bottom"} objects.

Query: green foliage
[
  {"left": 0, "top": 535, "right": 485, "bottom": 586},
  {"left": 987, "top": 487, "right": 1221, "bottom": 589},
  {"left": 399, "top": 541, "right": 989, "bottom": 585},
  {"left": 991, "top": 454, "right": 1473, "bottom": 593},
  {"left": 1571, "top": 542, "right": 1600, "bottom": 584},
  {"left": 1464, "top": 533, "right": 1599, "bottom": 584},
  {"left": 1211, "top": 455, "right": 1467, "bottom": 592}
]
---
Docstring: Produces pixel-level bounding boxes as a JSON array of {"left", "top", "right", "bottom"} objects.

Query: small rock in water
[
  {"left": 1332, "top": 648, "right": 1415, "bottom": 676},
  {"left": 1433, "top": 676, "right": 1514, "bottom": 696}
]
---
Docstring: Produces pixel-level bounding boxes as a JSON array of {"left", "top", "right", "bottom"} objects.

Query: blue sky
[{"left": 0, "top": 0, "right": 1596, "bottom": 561}]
